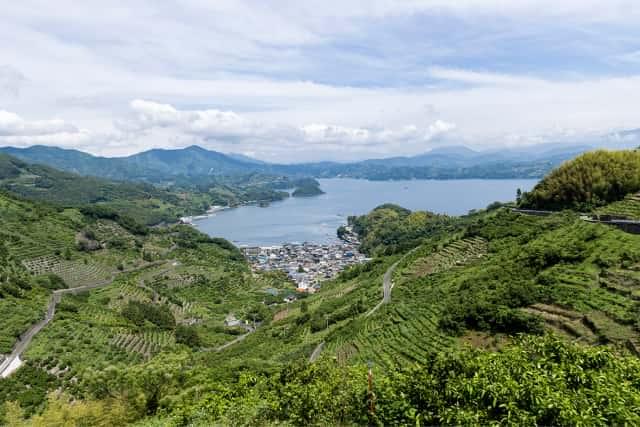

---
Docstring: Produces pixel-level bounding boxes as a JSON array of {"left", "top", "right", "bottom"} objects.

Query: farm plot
[
  {"left": 5, "top": 233, "right": 68, "bottom": 261},
  {"left": 409, "top": 237, "right": 488, "bottom": 278},
  {"left": 546, "top": 265, "right": 638, "bottom": 327},
  {"left": 108, "top": 282, "right": 152, "bottom": 310},
  {"left": 24, "top": 317, "right": 136, "bottom": 370},
  {"left": 521, "top": 304, "right": 597, "bottom": 343},
  {"left": 596, "top": 192, "right": 640, "bottom": 220},
  {"left": 111, "top": 331, "right": 175, "bottom": 359},
  {"left": 336, "top": 304, "right": 452, "bottom": 369},
  {"left": 22, "top": 255, "right": 114, "bottom": 288},
  {"left": 93, "top": 220, "right": 134, "bottom": 241},
  {"left": 581, "top": 311, "right": 640, "bottom": 356},
  {"left": 599, "top": 269, "right": 640, "bottom": 300}
]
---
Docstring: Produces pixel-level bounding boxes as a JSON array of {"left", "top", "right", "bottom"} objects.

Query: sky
[{"left": 1, "top": 0, "right": 640, "bottom": 162}]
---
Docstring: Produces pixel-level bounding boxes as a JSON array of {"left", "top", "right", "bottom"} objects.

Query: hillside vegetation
[
  {"left": 520, "top": 149, "right": 640, "bottom": 210},
  {"left": 0, "top": 153, "right": 291, "bottom": 225},
  {"left": 2, "top": 143, "right": 592, "bottom": 182},
  {"left": 2, "top": 154, "right": 640, "bottom": 425},
  {"left": 347, "top": 203, "right": 460, "bottom": 255},
  {"left": 0, "top": 191, "right": 298, "bottom": 419}
]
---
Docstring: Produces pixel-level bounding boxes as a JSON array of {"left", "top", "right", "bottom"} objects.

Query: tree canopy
[{"left": 520, "top": 149, "right": 640, "bottom": 210}]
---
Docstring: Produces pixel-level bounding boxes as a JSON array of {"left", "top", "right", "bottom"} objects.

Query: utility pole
[{"left": 367, "top": 361, "right": 375, "bottom": 425}]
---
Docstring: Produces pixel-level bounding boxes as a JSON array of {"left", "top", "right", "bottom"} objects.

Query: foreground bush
[{"left": 4, "top": 336, "right": 639, "bottom": 426}]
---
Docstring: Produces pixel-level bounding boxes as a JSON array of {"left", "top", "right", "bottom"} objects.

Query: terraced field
[
  {"left": 409, "top": 237, "right": 488, "bottom": 277},
  {"left": 597, "top": 192, "right": 640, "bottom": 219},
  {"left": 333, "top": 304, "right": 452, "bottom": 368},
  {"left": 599, "top": 268, "right": 640, "bottom": 300},
  {"left": 324, "top": 240, "right": 483, "bottom": 368},
  {"left": 108, "top": 281, "right": 152, "bottom": 310},
  {"left": 522, "top": 304, "right": 597, "bottom": 343},
  {"left": 528, "top": 263, "right": 640, "bottom": 354},
  {"left": 22, "top": 255, "right": 114, "bottom": 288},
  {"left": 111, "top": 331, "right": 175, "bottom": 359},
  {"left": 4, "top": 232, "right": 70, "bottom": 261}
]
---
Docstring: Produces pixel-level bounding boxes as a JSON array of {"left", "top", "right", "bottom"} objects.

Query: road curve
[
  {"left": 309, "top": 341, "right": 325, "bottom": 362},
  {"left": 0, "top": 260, "right": 168, "bottom": 378},
  {"left": 365, "top": 259, "right": 400, "bottom": 317},
  {"left": 215, "top": 332, "right": 252, "bottom": 352},
  {"left": 366, "top": 247, "right": 419, "bottom": 318}
]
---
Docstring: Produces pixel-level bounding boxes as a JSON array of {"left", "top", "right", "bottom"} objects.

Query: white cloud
[
  {"left": 1, "top": 2, "right": 640, "bottom": 161},
  {"left": 0, "top": 110, "right": 78, "bottom": 137},
  {"left": 124, "top": 100, "right": 456, "bottom": 156},
  {"left": 301, "top": 124, "right": 371, "bottom": 144},
  {"left": 0, "top": 109, "right": 99, "bottom": 150},
  {"left": 304, "top": 0, "right": 640, "bottom": 22},
  {"left": 426, "top": 120, "right": 456, "bottom": 140},
  {"left": 126, "top": 99, "right": 281, "bottom": 140},
  {"left": 0, "top": 130, "right": 93, "bottom": 147}
]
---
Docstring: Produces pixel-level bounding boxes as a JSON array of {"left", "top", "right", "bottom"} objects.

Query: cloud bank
[{"left": 1, "top": 1, "right": 640, "bottom": 160}]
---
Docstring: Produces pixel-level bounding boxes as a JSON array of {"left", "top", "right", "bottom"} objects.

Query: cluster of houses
[{"left": 242, "top": 237, "right": 368, "bottom": 293}]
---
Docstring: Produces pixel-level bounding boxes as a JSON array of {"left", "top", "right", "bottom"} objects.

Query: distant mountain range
[
  {"left": 0, "top": 145, "right": 263, "bottom": 182},
  {"left": 0, "top": 143, "right": 603, "bottom": 182}
]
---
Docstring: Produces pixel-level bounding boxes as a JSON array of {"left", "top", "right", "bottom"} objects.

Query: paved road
[
  {"left": 365, "top": 248, "right": 419, "bottom": 318},
  {"left": 309, "top": 341, "right": 325, "bottom": 362},
  {"left": 0, "top": 260, "right": 168, "bottom": 378},
  {"left": 215, "top": 332, "right": 252, "bottom": 352},
  {"left": 365, "top": 259, "right": 400, "bottom": 317}
]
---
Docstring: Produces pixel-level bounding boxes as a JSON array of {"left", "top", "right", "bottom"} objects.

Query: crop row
[
  {"left": 410, "top": 237, "right": 488, "bottom": 278},
  {"left": 22, "top": 255, "right": 113, "bottom": 287},
  {"left": 597, "top": 195, "right": 640, "bottom": 220},
  {"left": 344, "top": 304, "right": 451, "bottom": 369},
  {"left": 111, "top": 331, "right": 174, "bottom": 358}
]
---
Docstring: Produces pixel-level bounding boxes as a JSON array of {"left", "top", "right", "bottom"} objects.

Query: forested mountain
[
  {"left": 0, "top": 145, "right": 264, "bottom": 182},
  {"left": 2, "top": 154, "right": 640, "bottom": 424},
  {"left": 1, "top": 142, "right": 597, "bottom": 182},
  {"left": 520, "top": 149, "right": 640, "bottom": 210},
  {"left": 0, "top": 153, "right": 290, "bottom": 225}
]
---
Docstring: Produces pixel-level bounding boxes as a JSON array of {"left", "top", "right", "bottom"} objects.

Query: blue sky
[{"left": 1, "top": 1, "right": 640, "bottom": 162}]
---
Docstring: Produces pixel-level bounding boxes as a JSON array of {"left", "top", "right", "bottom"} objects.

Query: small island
[{"left": 291, "top": 178, "right": 325, "bottom": 197}]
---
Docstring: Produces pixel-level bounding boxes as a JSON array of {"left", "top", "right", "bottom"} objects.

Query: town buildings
[{"left": 241, "top": 229, "right": 368, "bottom": 292}]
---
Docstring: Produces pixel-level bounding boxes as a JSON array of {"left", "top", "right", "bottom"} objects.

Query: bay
[{"left": 194, "top": 178, "right": 538, "bottom": 246}]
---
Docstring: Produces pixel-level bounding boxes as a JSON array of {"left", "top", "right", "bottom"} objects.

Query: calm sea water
[{"left": 194, "top": 178, "right": 538, "bottom": 246}]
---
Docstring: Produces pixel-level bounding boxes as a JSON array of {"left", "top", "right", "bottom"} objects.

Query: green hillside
[
  {"left": 520, "top": 149, "right": 640, "bottom": 211},
  {"left": 0, "top": 145, "right": 264, "bottom": 181},
  {"left": 1, "top": 143, "right": 593, "bottom": 183},
  {"left": 2, "top": 165, "right": 640, "bottom": 425},
  {"left": 0, "top": 153, "right": 291, "bottom": 226},
  {"left": 0, "top": 191, "right": 298, "bottom": 419}
]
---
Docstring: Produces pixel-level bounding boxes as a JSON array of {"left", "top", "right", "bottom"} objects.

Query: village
[{"left": 241, "top": 226, "right": 369, "bottom": 293}]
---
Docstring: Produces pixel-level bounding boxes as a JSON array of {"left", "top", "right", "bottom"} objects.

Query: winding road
[
  {"left": 309, "top": 248, "right": 419, "bottom": 362},
  {"left": 0, "top": 260, "right": 168, "bottom": 378},
  {"left": 309, "top": 341, "right": 325, "bottom": 362},
  {"left": 365, "top": 259, "right": 401, "bottom": 317},
  {"left": 215, "top": 332, "right": 252, "bottom": 352},
  {"left": 365, "top": 247, "right": 419, "bottom": 318}
]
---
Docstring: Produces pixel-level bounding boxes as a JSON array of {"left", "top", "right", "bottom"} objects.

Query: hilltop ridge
[{"left": 1, "top": 142, "right": 601, "bottom": 183}]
